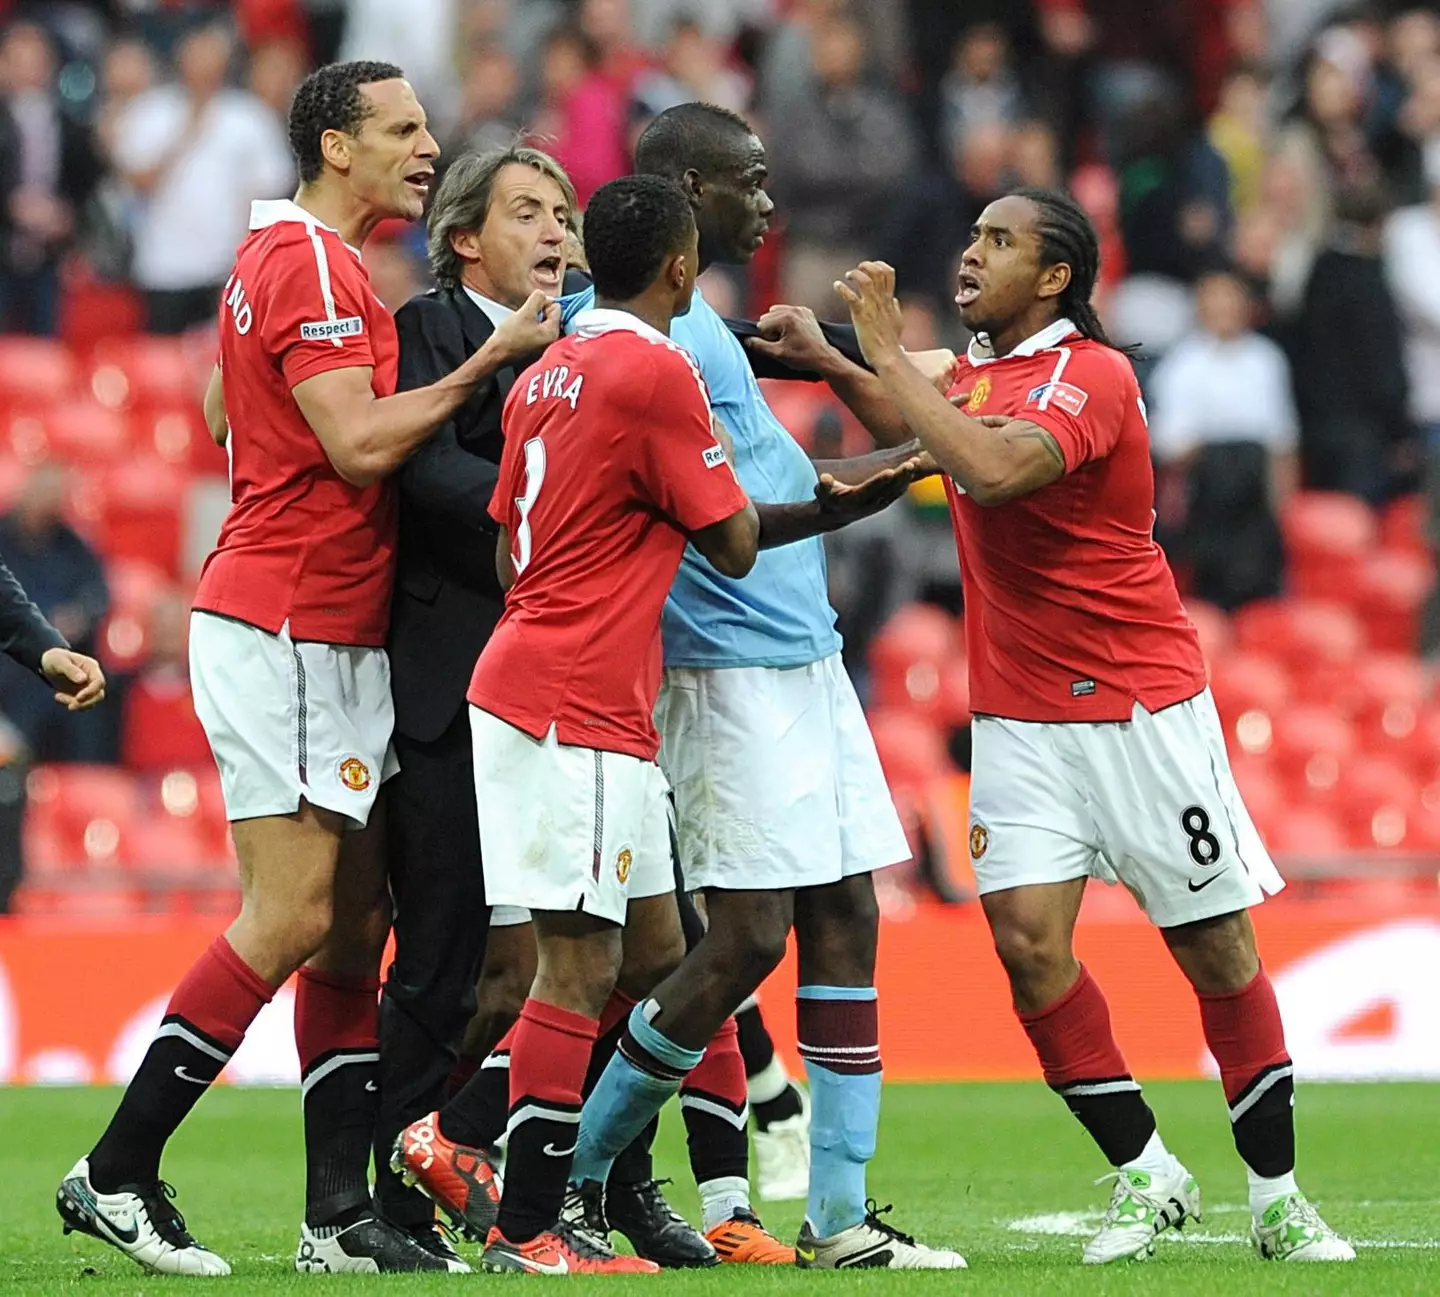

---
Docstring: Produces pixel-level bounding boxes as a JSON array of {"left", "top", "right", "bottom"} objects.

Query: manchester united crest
[
  {"left": 338, "top": 756, "right": 372, "bottom": 792},
  {"left": 616, "top": 847, "right": 633, "bottom": 884},
  {"left": 965, "top": 375, "right": 991, "bottom": 414},
  {"left": 969, "top": 822, "right": 989, "bottom": 860}
]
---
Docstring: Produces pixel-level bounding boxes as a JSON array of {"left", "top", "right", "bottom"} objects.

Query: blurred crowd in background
[{"left": 5, "top": 0, "right": 1440, "bottom": 908}]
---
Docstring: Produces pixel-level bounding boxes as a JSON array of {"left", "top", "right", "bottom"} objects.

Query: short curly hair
[
  {"left": 583, "top": 175, "right": 696, "bottom": 301},
  {"left": 288, "top": 60, "right": 405, "bottom": 184}
]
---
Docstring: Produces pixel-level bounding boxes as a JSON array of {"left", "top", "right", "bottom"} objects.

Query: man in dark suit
[
  {"left": 0, "top": 19, "right": 101, "bottom": 335},
  {"left": 372, "top": 145, "right": 571, "bottom": 1263}
]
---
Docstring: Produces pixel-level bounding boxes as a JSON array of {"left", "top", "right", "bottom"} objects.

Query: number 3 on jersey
[{"left": 512, "top": 436, "right": 546, "bottom": 575}]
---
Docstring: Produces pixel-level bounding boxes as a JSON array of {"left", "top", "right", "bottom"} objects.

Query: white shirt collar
[
  {"left": 967, "top": 316, "right": 1078, "bottom": 365},
  {"left": 569, "top": 306, "right": 672, "bottom": 348},
  {"left": 248, "top": 198, "right": 362, "bottom": 258},
  {"left": 462, "top": 285, "right": 515, "bottom": 330}
]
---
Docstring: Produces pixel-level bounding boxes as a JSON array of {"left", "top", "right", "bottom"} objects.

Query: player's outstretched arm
[
  {"left": 836, "top": 262, "right": 1066, "bottom": 506},
  {"left": 745, "top": 304, "right": 935, "bottom": 448},
  {"left": 292, "top": 292, "right": 560, "bottom": 488},
  {"left": 691, "top": 504, "right": 760, "bottom": 579}
]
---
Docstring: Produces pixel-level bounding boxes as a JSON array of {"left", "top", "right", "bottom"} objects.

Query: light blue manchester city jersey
[{"left": 561, "top": 286, "right": 840, "bottom": 668}]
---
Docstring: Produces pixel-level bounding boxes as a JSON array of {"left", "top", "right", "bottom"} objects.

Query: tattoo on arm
[{"left": 1018, "top": 426, "right": 1066, "bottom": 472}]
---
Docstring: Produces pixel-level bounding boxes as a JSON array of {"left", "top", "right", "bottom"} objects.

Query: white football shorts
[
  {"left": 656, "top": 652, "right": 911, "bottom": 892},
  {"left": 189, "top": 611, "right": 398, "bottom": 829},
  {"left": 967, "top": 688, "right": 1284, "bottom": 928},
  {"left": 470, "top": 707, "right": 673, "bottom": 925}
]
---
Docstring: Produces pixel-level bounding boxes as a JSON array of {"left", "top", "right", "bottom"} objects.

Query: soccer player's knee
[
  {"left": 616, "top": 923, "right": 685, "bottom": 1000},
  {"left": 737, "top": 913, "right": 791, "bottom": 982},
  {"left": 990, "top": 917, "right": 1069, "bottom": 986}
]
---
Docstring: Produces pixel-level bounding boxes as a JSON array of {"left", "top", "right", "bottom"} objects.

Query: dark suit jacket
[
  {"left": 389, "top": 285, "right": 515, "bottom": 744},
  {"left": 0, "top": 553, "right": 66, "bottom": 674}
]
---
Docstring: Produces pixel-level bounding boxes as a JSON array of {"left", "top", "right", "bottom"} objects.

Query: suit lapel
[{"left": 447, "top": 286, "right": 518, "bottom": 398}]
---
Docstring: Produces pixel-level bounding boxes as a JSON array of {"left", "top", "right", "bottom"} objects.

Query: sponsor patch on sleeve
[
  {"left": 1026, "top": 380, "right": 1089, "bottom": 417},
  {"left": 702, "top": 444, "right": 727, "bottom": 469},
  {"left": 300, "top": 316, "right": 364, "bottom": 341}
]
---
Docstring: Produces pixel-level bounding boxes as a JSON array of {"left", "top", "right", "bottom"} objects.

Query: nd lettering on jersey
[{"left": 525, "top": 364, "right": 585, "bottom": 411}]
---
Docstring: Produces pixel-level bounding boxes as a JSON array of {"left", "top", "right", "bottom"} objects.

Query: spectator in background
[
  {"left": 1115, "top": 89, "right": 1234, "bottom": 284},
  {"left": 365, "top": 230, "right": 428, "bottom": 312},
  {"left": 1386, "top": 156, "right": 1440, "bottom": 517},
  {"left": 1388, "top": 53, "right": 1440, "bottom": 207},
  {"left": 531, "top": 25, "right": 627, "bottom": 205},
  {"left": 1209, "top": 63, "right": 1272, "bottom": 218},
  {"left": 0, "top": 20, "right": 102, "bottom": 335},
  {"left": 112, "top": 23, "right": 292, "bottom": 334},
  {"left": 1294, "top": 181, "right": 1410, "bottom": 505},
  {"left": 119, "top": 591, "right": 209, "bottom": 773},
  {"left": 1148, "top": 267, "right": 1295, "bottom": 610},
  {"left": 768, "top": 8, "right": 918, "bottom": 313},
  {"left": 759, "top": 0, "right": 909, "bottom": 122},
  {"left": 938, "top": 23, "right": 1025, "bottom": 161},
  {"left": 0, "top": 463, "right": 111, "bottom": 762},
  {"left": 633, "top": 18, "right": 751, "bottom": 121},
  {"left": 448, "top": 41, "right": 522, "bottom": 158},
  {"left": 246, "top": 36, "right": 307, "bottom": 121},
  {"left": 579, "top": 0, "right": 653, "bottom": 93},
  {"left": 336, "top": 0, "right": 461, "bottom": 128}
]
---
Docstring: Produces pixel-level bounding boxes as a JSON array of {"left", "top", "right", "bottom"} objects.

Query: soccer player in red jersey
[
  {"left": 58, "top": 62, "right": 558, "bottom": 1277},
  {"left": 837, "top": 189, "right": 1354, "bottom": 1265}
]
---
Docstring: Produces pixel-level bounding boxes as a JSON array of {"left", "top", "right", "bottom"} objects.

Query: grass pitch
[{"left": 1, "top": 1081, "right": 1436, "bottom": 1294}]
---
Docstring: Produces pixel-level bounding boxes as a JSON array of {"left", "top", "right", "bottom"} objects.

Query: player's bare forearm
[
  {"left": 203, "top": 364, "right": 227, "bottom": 446},
  {"left": 293, "top": 345, "right": 502, "bottom": 488},
  {"left": 870, "top": 350, "right": 1065, "bottom": 505},
  {"left": 813, "top": 440, "right": 932, "bottom": 486},
  {"left": 495, "top": 526, "right": 515, "bottom": 592},
  {"left": 821, "top": 356, "right": 911, "bottom": 446}
]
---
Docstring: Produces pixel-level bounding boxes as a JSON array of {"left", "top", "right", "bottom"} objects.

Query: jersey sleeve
[
  {"left": 635, "top": 349, "right": 749, "bottom": 533},
  {"left": 260, "top": 231, "right": 378, "bottom": 389},
  {"left": 1018, "top": 345, "right": 1132, "bottom": 473}
]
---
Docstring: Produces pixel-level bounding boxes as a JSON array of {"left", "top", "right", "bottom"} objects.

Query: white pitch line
[{"left": 1005, "top": 1213, "right": 1440, "bottom": 1249}]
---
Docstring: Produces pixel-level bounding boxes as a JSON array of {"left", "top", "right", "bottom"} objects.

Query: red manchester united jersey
[
  {"left": 469, "top": 308, "right": 749, "bottom": 760},
  {"left": 194, "top": 199, "right": 399, "bottom": 646},
  {"left": 945, "top": 317, "right": 1205, "bottom": 722}
]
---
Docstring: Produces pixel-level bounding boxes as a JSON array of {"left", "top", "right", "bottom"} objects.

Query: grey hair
[{"left": 426, "top": 144, "right": 578, "bottom": 288}]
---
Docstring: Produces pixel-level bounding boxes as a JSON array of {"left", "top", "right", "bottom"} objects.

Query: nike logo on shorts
[
  {"left": 542, "top": 1142, "right": 576, "bottom": 1158},
  {"left": 173, "top": 1065, "right": 208, "bottom": 1085},
  {"left": 1187, "top": 871, "right": 1227, "bottom": 893},
  {"left": 364, "top": 1080, "right": 378, "bottom": 1092}
]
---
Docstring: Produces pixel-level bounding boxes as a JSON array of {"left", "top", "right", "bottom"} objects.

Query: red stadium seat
[
  {"left": 97, "top": 457, "right": 186, "bottom": 573},
  {"left": 123, "top": 816, "right": 210, "bottom": 876},
  {"left": 1229, "top": 754, "right": 1285, "bottom": 827},
  {"left": 1262, "top": 805, "right": 1350, "bottom": 857},
  {"left": 757, "top": 380, "right": 836, "bottom": 450},
  {"left": 26, "top": 764, "right": 139, "bottom": 865},
  {"left": 99, "top": 560, "right": 173, "bottom": 671},
  {"left": 123, "top": 672, "right": 212, "bottom": 772},
  {"left": 90, "top": 336, "right": 201, "bottom": 412},
  {"left": 1210, "top": 652, "right": 1291, "bottom": 756},
  {"left": 1379, "top": 493, "right": 1429, "bottom": 559},
  {"left": 868, "top": 603, "right": 961, "bottom": 714},
  {"left": 867, "top": 709, "right": 953, "bottom": 793},
  {"left": 1182, "top": 599, "right": 1232, "bottom": 666},
  {"left": 1350, "top": 549, "right": 1435, "bottom": 655},
  {"left": 140, "top": 403, "right": 228, "bottom": 475},
  {"left": 1270, "top": 704, "right": 1357, "bottom": 792},
  {"left": 41, "top": 400, "right": 132, "bottom": 465},
  {"left": 1281, "top": 491, "right": 1377, "bottom": 600},
  {"left": 0, "top": 337, "right": 77, "bottom": 410},
  {"left": 1350, "top": 652, "right": 1431, "bottom": 747},
  {"left": 1233, "top": 599, "right": 1364, "bottom": 670}
]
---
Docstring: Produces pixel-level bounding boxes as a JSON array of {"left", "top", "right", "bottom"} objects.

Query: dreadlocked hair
[{"left": 1009, "top": 186, "right": 1134, "bottom": 354}]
